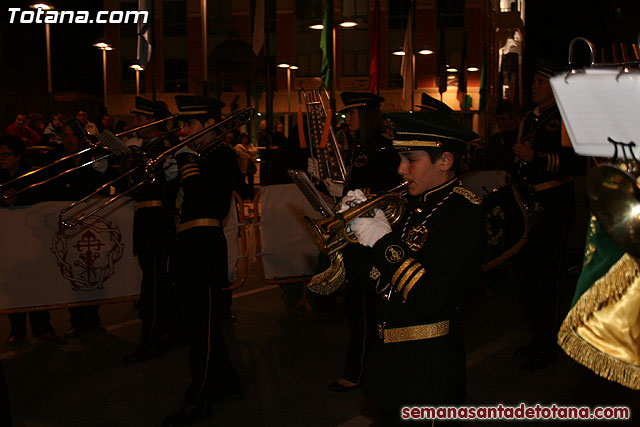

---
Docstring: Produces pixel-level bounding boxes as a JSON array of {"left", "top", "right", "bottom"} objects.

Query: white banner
[
  {"left": 0, "top": 198, "right": 141, "bottom": 311},
  {"left": 259, "top": 183, "right": 322, "bottom": 279}
]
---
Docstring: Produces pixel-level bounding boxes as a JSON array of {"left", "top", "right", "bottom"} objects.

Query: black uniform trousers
[
  {"left": 9, "top": 311, "right": 53, "bottom": 338},
  {"left": 341, "top": 245, "right": 378, "bottom": 384},
  {"left": 0, "top": 361, "right": 11, "bottom": 427},
  {"left": 134, "top": 207, "right": 175, "bottom": 350},
  {"left": 173, "top": 226, "right": 239, "bottom": 401},
  {"left": 514, "top": 184, "right": 574, "bottom": 354}
]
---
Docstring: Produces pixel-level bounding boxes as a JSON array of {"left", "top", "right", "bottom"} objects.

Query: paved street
[{"left": 1, "top": 234, "right": 638, "bottom": 426}]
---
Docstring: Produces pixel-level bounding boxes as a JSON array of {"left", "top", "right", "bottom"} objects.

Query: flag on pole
[
  {"left": 400, "top": 4, "right": 413, "bottom": 108},
  {"left": 557, "top": 216, "right": 640, "bottom": 390},
  {"left": 320, "top": 0, "right": 333, "bottom": 88},
  {"left": 136, "top": 0, "right": 152, "bottom": 67},
  {"left": 252, "top": 0, "right": 265, "bottom": 56},
  {"left": 457, "top": 33, "right": 468, "bottom": 108},
  {"left": 369, "top": 0, "right": 380, "bottom": 94},
  {"left": 437, "top": 14, "right": 447, "bottom": 97},
  {"left": 479, "top": 45, "right": 487, "bottom": 112}
]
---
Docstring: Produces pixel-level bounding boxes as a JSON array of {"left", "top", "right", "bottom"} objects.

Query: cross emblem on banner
[{"left": 74, "top": 230, "right": 104, "bottom": 272}]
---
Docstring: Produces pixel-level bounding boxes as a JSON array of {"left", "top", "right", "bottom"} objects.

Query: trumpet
[
  {"left": 58, "top": 107, "right": 256, "bottom": 228},
  {"left": 305, "top": 181, "right": 408, "bottom": 256}
]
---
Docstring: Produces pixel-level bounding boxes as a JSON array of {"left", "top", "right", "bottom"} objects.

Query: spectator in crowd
[
  {"left": 27, "top": 113, "right": 45, "bottom": 140},
  {"left": 0, "top": 134, "right": 66, "bottom": 345},
  {"left": 271, "top": 122, "right": 287, "bottom": 149},
  {"left": 256, "top": 119, "right": 269, "bottom": 148},
  {"left": 234, "top": 132, "right": 258, "bottom": 190},
  {"left": 99, "top": 114, "right": 115, "bottom": 133},
  {"left": 5, "top": 113, "right": 42, "bottom": 147},
  {"left": 75, "top": 109, "right": 99, "bottom": 136},
  {"left": 44, "top": 113, "right": 64, "bottom": 146}
]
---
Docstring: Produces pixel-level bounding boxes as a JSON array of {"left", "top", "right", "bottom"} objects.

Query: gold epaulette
[{"left": 453, "top": 186, "right": 481, "bottom": 205}]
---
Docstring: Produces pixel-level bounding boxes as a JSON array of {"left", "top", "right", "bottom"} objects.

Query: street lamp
[
  {"left": 392, "top": 47, "right": 434, "bottom": 109},
  {"left": 310, "top": 20, "right": 358, "bottom": 108},
  {"left": 30, "top": 2, "right": 54, "bottom": 115},
  {"left": 129, "top": 64, "right": 144, "bottom": 96},
  {"left": 93, "top": 40, "right": 113, "bottom": 112},
  {"left": 277, "top": 63, "right": 298, "bottom": 137}
]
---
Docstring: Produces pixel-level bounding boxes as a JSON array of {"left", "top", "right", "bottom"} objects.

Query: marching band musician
[
  {"left": 326, "top": 92, "right": 402, "bottom": 393},
  {"left": 343, "top": 112, "right": 484, "bottom": 424},
  {"left": 512, "top": 60, "right": 583, "bottom": 370},
  {"left": 122, "top": 98, "right": 179, "bottom": 363},
  {"left": 162, "top": 96, "right": 250, "bottom": 427}
]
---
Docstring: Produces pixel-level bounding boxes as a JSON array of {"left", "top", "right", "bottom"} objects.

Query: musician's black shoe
[
  {"left": 328, "top": 379, "right": 359, "bottom": 392},
  {"left": 6, "top": 335, "right": 25, "bottom": 345},
  {"left": 122, "top": 346, "right": 163, "bottom": 363},
  {"left": 162, "top": 398, "right": 212, "bottom": 427},
  {"left": 65, "top": 325, "right": 106, "bottom": 339},
  {"left": 211, "top": 384, "right": 245, "bottom": 403},
  {"left": 514, "top": 341, "right": 535, "bottom": 357}
]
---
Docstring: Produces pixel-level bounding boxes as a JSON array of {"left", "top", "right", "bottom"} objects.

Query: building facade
[{"left": 102, "top": 0, "right": 525, "bottom": 137}]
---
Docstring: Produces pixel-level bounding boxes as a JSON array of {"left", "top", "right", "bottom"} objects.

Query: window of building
[
  {"left": 342, "top": 0, "right": 368, "bottom": 19},
  {"left": 163, "top": 0, "right": 188, "bottom": 93},
  {"left": 388, "top": 0, "right": 412, "bottom": 88},
  {"left": 389, "top": 0, "right": 412, "bottom": 29},
  {"left": 163, "top": 0, "right": 187, "bottom": 36},
  {"left": 164, "top": 58, "right": 188, "bottom": 92},
  {"left": 208, "top": 0, "right": 233, "bottom": 35},
  {"left": 342, "top": 29, "right": 368, "bottom": 76},
  {"left": 437, "top": 0, "right": 464, "bottom": 28},
  {"left": 295, "top": 0, "right": 322, "bottom": 77}
]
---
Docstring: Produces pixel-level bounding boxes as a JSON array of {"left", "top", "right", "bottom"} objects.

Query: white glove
[
  {"left": 176, "top": 145, "right": 197, "bottom": 156},
  {"left": 349, "top": 208, "right": 391, "bottom": 247},
  {"left": 307, "top": 157, "right": 320, "bottom": 180},
  {"left": 338, "top": 189, "right": 367, "bottom": 213},
  {"left": 323, "top": 178, "right": 344, "bottom": 198},
  {"left": 163, "top": 157, "right": 178, "bottom": 181},
  {"left": 92, "top": 158, "right": 108, "bottom": 174}
]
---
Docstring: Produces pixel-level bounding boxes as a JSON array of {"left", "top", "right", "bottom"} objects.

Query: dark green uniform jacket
[{"left": 362, "top": 177, "right": 485, "bottom": 418}]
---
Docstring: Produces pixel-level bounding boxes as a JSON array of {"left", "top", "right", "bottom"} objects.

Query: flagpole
[{"left": 201, "top": 0, "right": 207, "bottom": 96}]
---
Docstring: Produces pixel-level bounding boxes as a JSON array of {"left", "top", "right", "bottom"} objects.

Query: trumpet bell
[
  {"left": 304, "top": 186, "right": 407, "bottom": 256},
  {"left": 586, "top": 164, "right": 640, "bottom": 257}
]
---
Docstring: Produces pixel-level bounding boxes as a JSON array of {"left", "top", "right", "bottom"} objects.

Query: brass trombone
[
  {"left": 298, "top": 87, "right": 347, "bottom": 184},
  {"left": 58, "top": 107, "right": 256, "bottom": 228},
  {"left": 0, "top": 115, "right": 181, "bottom": 201}
]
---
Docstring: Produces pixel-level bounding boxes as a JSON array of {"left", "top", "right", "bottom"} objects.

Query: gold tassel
[
  {"left": 307, "top": 252, "right": 346, "bottom": 295},
  {"left": 558, "top": 254, "right": 640, "bottom": 389}
]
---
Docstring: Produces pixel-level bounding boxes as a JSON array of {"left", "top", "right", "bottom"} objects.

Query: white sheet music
[{"left": 550, "top": 69, "right": 640, "bottom": 158}]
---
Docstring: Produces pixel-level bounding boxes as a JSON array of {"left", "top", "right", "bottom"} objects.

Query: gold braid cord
[
  {"left": 307, "top": 252, "right": 346, "bottom": 295},
  {"left": 557, "top": 254, "right": 640, "bottom": 390}
]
